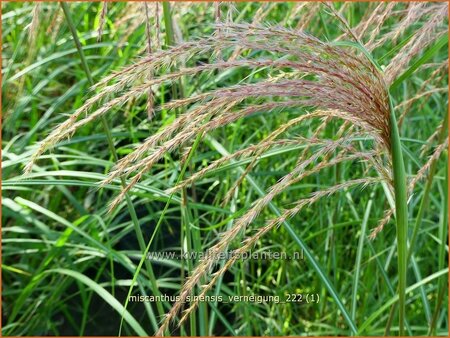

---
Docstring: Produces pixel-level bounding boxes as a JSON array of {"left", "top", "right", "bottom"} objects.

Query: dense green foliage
[{"left": 2, "top": 2, "right": 448, "bottom": 336}]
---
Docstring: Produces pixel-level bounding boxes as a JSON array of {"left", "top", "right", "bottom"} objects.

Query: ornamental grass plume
[
  {"left": 24, "top": 2, "right": 448, "bottom": 336},
  {"left": 27, "top": 21, "right": 392, "bottom": 334}
]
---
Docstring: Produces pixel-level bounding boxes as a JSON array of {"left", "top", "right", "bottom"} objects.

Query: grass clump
[{"left": 3, "top": 2, "right": 448, "bottom": 336}]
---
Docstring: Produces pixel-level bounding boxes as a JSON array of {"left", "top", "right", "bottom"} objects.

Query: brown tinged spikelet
[
  {"left": 28, "top": 3, "right": 41, "bottom": 45},
  {"left": 294, "top": 2, "right": 321, "bottom": 31},
  {"left": 97, "top": 1, "right": 107, "bottom": 42},
  {"left": 46, "top": 6, "right": 63, "bottom": 40},
  {"left": 112, "top": 2, "right": 165, "bottom": 48},
  {"left": 143, "top": 2, "right": 155, "bottom": 120}
]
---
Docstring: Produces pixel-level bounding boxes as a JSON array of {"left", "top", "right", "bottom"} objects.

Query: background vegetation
[{"left": 2, "top": 1, "right": 448, "bottom": 336}]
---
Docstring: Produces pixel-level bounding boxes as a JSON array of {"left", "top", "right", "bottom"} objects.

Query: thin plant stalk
[
  {"left": 384, "top": 37, "right": 448, "bottom": 336},
  {"left": 351, "top": 193, "right": 373, "bottom": 323},
  {"left": 160, "top": 2, "right": 198, "bottom": 334},
  {"left": 428, "top": 167, "right": 448, "bottom": 335},
  {"left": 59, "top": 1, "right": 166, "bottom": 322},
  {"left": 162, "top": 3, "right": 208, "bottom": 334},
  {"left": 162, "top": 2, "right": 175, "bottom": 46},
  {"left": 119, "top": 133, "right": 205, "bottom": 336},
  {"left": 388, "top": 95, "right": 409, "bottom": 336}
]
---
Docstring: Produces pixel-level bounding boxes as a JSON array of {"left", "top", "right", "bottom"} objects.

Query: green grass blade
[
  {"left": 48, "top": 269, "right": 147, "bottom": 336},
  {"left": 351, "top": 195, "right": 373, "bottom": 323},
  {"left": 428, "top": 167, "right": 448, "bottom": 335},
  {"left": 358, "top": 268, "right": 447, "bottom": 334},
  {"left": 388, "top": 96, "right": 409, "bottom": 336}
]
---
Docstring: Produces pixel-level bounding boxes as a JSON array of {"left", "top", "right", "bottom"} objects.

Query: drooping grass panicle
[
  {"left": 25, "top": 22, "right": 391, "bottom": 173},
  {"left": 384, "top": 2, "right": 448, "bottom": 84}
]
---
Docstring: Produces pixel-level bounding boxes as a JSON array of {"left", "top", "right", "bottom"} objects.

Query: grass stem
[
  {"left": 428, "top": 167, "right": 448, "bottom": 335},
  {"left": 388, "top": 95, "right": 408, "bottom": 336}
]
